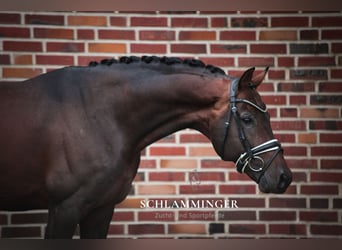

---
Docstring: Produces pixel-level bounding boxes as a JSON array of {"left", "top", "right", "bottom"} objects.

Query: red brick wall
[{"left": 0, "top": 11, "right": 341, "bottom": 238}]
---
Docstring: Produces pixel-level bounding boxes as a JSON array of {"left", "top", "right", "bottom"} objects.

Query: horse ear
[
  {"left": 238, "top": 67, "right": 255, "bottom": 90},
  {"left": 251, "top": 66, "right": 269, "bottom": 88},
  {"left": 239, "top": 67, "right": 269, "bottom": 90}
]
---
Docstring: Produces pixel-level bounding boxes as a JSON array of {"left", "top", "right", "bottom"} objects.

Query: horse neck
[{"left": 109, "top": 68, "right": 230, "bottom": 152}]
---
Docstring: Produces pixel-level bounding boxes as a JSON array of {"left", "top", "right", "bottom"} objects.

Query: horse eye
[{"left": 241, "top": 117, "right": 253, "bottom": 124}]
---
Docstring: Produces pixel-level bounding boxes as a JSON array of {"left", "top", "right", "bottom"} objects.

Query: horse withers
[{"left": 0, "top": 56, "right": 292, "bottom": 238}]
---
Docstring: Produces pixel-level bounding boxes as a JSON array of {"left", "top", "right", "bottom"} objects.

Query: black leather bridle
[{"left": 222, "top": 77, "right": 283, "bottom": 183}]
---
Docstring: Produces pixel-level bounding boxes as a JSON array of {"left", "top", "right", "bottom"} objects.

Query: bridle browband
[{"left": 222, "top": 77, "right": 283, "bottom": 183}]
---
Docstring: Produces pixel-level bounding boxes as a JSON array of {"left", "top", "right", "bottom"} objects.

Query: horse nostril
[{"left": 278, "top": 173, "right": 291, "bottom": 191}]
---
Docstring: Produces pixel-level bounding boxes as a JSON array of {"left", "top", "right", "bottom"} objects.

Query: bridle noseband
[{"left": 222, "top": 77, "right": 283, "bottom": 183}]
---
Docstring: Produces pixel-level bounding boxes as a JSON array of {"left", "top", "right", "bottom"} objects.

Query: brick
[
  {"left": 332, "top": 69, "right": 342, "bottom": 78},
  {"left": 128, "top": 224, "right": 165, "bottom": 234},
  {"left": 139, "top": 30, "right": 175, "bottom": 41},
  {"left": 168, "top": 224, "right": 206, "bottom": 234},
  {"left": 290, "top": 96, "right": 307, "bottom": 105},
  {"left": 219, "top": 211, "right": 256, "bottom": 221},
  {"left": 312, "top": 146, "right": 342, "bottom": 156},
  {"left": 278, "top": 57, "right": 295, "bottom": 67},
  {"left": 149, "top": 172, "right": 185, "bottom": 181},
  {"left": 298, "top": 133, "right": 317, "bottom": 144},
  {"left": 25, "top": 14, "right": 64, "bottom": 25},
  {"left": 309, "top": 120, "right": 342, "bottom": 130},
  {"left": 298, "top": 56, "right": 335, "bottom": 66},
  {"left": 201, "top": 159, "right": 235, "bottom": 169},
  {"left": 300, "top": 211, "right": 338, "bottom": 222},
  {"left": 300, "top": 30, "right": 319, "bottom": 40},
  {"left": 275, "top": 133, "right": 296, "bottom": 143},
  {"left": 332, "top": 43, "right": 342, "bottom": 53},
  {"left": 310, "top": 225, "right": 342, "bottom": 236},
  {"left": 0, "top": 214, "right": 7, "bottom": 225},
  {"left": 11, "top": 212, "right": 47, "bottom": 224},
  {"left": 250, "top": 44, "right": 287, "bottom": 54},
  {"left": 138, "top": 211, "right": 175, "bottom": 221},
  {"left": 259, "top": 30, "right": 297, "bottom": 40},
  {"left": 131, "top": 17, "right": 167, "bottom": 27},
  {"left": 88, "top": 43, "right": 126, "bottom": 53},
  {"left": 107, "top": 225, "right": 124, "bottom": 235},
  {"left": 68, "top": 15, "right": 107, "bottom": 26},
  {"left": 99, "top": 29, "right": 135, "bottom": 40},
  {"left": 268, "top": 70, "right": 285, "bottom": 80},
  {"left": 286, "top": 159, "right": 317, "bottom": 170},
  {"left": 229, "top": 172, "right": 253, "bottom": 181},
  {"left": 311, "top": 172, "right": 342, "bottom": 182},
  {"left": 238, "top": 57, "right": 274, "bottom": 67},
  {"left": 210, "top": 44, "right": 247, "bottom": 54},
  {"left": 194, "top": 172, "right": 225, "bottom": 182},
  {"left": 262, "top": 95, "right": 286, "bottom": 105},
  {"left": 0, "top": 27, "right": 30, "bottom": 38},
  {"left": 171, "top": 44, "right": 206, "bottom": 54},
  {"left": 3, "top": 41, "right": 42, "bottom": 52},
  {"left": 209, "top": 223, "right": 225, "bottom": 234},
  {"left": 14, "top": 55, "right": 33, "bottom": 65},
  {"left": 179, "top": 133, "right": 209, "bottom": 143},
  {"left": 112, "top": 211, "right": 134, "bottom": 221},
  {"left": 220, "top": 31, "right": 256, "bottom": 40},
  {"left": 269, "top": 224, "right": 307, "bottom": 235},
  {"left": 290, "top": 43, "right": 328, "bottom": 54},
  {"left": 322, "top": 29, "right": 342, "bottom": 39},
  {"left": 219, "top": 185, "right": 256, "bottom": 194},
  {"left": 2, "top": 68, "right": 42, "bottom": 79},
  {"left": 33, "top": 27, "right": 74, "bottom": 39},
  {"left": 189, "top": 146, "right": 217, "bottom": 157},
  {"left": 310, "top": 198, "right": 329, "bottom": 209},
  {"left": 1, "top": 226, "right": 42, "bottom": 238},
  {"left": 278, "top": 82, "right": 315, "bottom": 92},
  {"left": 271, "top": 121, "right": 306, "bottom": 131},
  {"left": 137, "top": 185, "right": 176, "bottom": 195},
  {"left": 321, "top": 159, "right": 342, "bottom": 169},
  {"left": 271, "top": 17, "right": 308, "bottom": 27},
  {"left": 300, "top": 185, "right": 338, "bottom": 195},
  {"left": 311, "top": 95, "right": 342, "bottom": 105},
  {"left": 110, "top": 17, "right": 127, "bottom": 26},
  {"left": 333, "top": 198, "right": 342, "bottom": 208},
  {"left": 231, "top": 17, "right": 267, "bottom": 27},
  {"left": 130, "top": 43, "right": 166, "bottom": 54},
  {"left": 211, "top": 17, "right": 227, "bottom": 28},
  {"left": 150, "top": 146, "right": 185, "bottom": 156},
  {"left": 36, "top": 55, "right": 74, "bottom": 66},
  {"left": 47, "top": 42, "right": 85, "bottom": 52},
  {"left": 269, "top": 198, "right": 306, "bottom": 208},
  {"left": 259, "top": 211, "right": 296, "bottom": 221},
  {"left": 0, "top": 54, "right": 10, "bottom": 65},
  {"left": 290, "top": 69, "right": 327, "bottom": 80},
  {"left": 171, "top": 17, "right": 208, "bottom": 27},
  {"left": 320, "top": 133, "right": 342, "bottom": 143},
  {"left": 180, "top": 184, "right": 216, "bottom": 194},
  {"left": 233, "top": 198, "right": 265, "bottom": 208},
  {"left": 300, "top": 108, "right": 339, "bottom": 118},
  {"left": 160, "top": 159, "right": 197, "bottom": 169},
  {"left": 0, "top": 13, "right": 21, "bottom": 24},
  {"left": 312, "top": 16, "right": 342, "bottom": 27},
  {"left": 319, "top": 82, "right": 342, "bottom": 92},
  {"left": 179, "top": 31, "right": 216, "bottom": 40},
  {"left": 77, "top": 29, "right": 95, "bottom": 40},
  {"left": 116, "top": 198, "right": 143, "bottom": 209},
  {"left": 229, "top": 224, "right": 265, "bottom": 234}
]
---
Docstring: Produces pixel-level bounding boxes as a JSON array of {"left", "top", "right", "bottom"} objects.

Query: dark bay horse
[{"left": 0, "top": 56, "right": 292, "bottom": 238}]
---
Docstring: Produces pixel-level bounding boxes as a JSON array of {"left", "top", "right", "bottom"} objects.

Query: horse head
[{"left": 210, "top": 67, "right": 292, "bottom": 193}]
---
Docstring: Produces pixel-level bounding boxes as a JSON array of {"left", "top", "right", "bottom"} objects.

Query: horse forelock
[{"left": 88, "top": 55, "right": 226, "bottom": 76}]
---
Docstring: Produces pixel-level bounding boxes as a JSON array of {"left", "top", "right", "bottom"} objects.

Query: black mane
[{"left": 88, "top": 56, "right": 226, "bottom": 75}]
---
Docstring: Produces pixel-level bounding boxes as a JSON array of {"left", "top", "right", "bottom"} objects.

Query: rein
[{"left": 222, "top": 77, "right": 283, "bottom": 183}]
